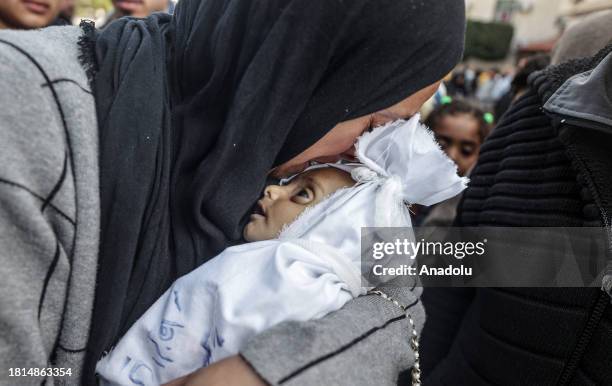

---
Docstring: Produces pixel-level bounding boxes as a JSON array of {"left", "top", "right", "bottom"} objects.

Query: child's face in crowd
[
  {"left": 112, "top": 0, "right": 168, "bottom": 18},
  {"left": 243, "top": 168, "right": 355, "bottom": 242},
  {"left": 0, "top": 0, "right": 61, "bottom": 29},
  {"left": 433, "top": 113, "right": 481, "bottom": 176}
]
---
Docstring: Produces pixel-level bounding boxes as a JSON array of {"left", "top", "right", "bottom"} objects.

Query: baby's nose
[{"left": 264, "top": 184, "right": 287, "bottom": 200}]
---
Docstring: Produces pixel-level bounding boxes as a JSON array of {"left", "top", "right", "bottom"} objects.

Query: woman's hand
[{"left": 163, "top": 355, "right": 268, "bottom": 386}]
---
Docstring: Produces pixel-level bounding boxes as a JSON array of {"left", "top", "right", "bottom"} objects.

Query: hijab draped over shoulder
[{"left": 82, "top": 0, "right": 465, "bottom": 381}]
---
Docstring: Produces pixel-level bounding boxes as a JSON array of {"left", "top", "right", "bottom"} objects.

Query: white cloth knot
[
  {"left": 375, "top": 175, "right": 409, "bottom": 227},
  {"left": 351, "top": 166, "right": 381, "bottom": 184}
]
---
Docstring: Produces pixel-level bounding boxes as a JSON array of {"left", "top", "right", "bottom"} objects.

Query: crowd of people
[
  {"left": 1, "top": 1, "right": 611, "bottom": 386},
  {"left": 446, "top": 66, "right": 511, "bottom": 107},
  {"left": 434, "top": 53, "right": 551, "bottom": 125}
]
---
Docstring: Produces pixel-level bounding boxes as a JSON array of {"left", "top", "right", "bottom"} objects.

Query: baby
[
  {"left": 243, "top": 167, "right": 356, "bottom": 242},
  {"left": 96, "top": 115, "right": 467, "bottom": 386}
]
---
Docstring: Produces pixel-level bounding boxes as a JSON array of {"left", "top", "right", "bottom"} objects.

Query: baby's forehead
[
  {"left": 297, "top": 168, "right": 356, "bottom": 199},
  {"left": 293, "top": 167, "right": 352, "bottom": 184}
]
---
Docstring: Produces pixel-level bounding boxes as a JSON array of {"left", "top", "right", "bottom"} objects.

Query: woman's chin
[
  {"left": 270, "top": 161, "right": 309, "bottom": 179},
  {"left": 312, "top": 155, "right": 343, "bottom": 164}
]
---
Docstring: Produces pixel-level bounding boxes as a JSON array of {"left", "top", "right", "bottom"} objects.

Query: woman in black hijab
[{"left": 84, "top": 0, "right": 466, "bottom": 383}]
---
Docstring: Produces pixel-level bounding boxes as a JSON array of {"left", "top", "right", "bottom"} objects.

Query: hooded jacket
[{"left": 421, "top": 46, "right": 612, "bottom": 385}]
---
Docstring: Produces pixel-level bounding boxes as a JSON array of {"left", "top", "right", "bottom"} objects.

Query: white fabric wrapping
[
  {"left": 96, "top": 115, "right": 467, "bottom": 385},
  {"left": 354, "top": 114, "right": 468, "bottom": 207},
  {"left": 96, "top": 241, "right": 354, "bottom": 385}
]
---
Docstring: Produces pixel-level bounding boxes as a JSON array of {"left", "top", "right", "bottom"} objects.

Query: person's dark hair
[
  {"left": 512, "top": 54, "right": 550, "bottom": 93},
  {"left": 425, "top": 99, "right": 491, "bottom": 142}
]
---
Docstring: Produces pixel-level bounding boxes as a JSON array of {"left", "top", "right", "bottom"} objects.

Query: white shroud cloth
[
  {"left": 96, "top": 115, "right": 467, "bottom": 385},
  {"left": 96, "top": 240, "right": 356, "bottom": 385}
]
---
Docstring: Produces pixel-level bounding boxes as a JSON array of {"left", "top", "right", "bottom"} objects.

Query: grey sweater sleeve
[
  {"left": 0, "top": 26, "right": 99, "bottom": 383},
  {"left": 0, "top": 41, "right": 72, "bottom": 380},
  {"left": 240, "top": 286, "right": 424, "bottom": 386}
]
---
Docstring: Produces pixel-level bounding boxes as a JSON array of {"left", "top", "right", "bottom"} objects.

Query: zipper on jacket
[
  {"left": 560, "top": 116, "right": 612, "bottom": 137},
  {"left": 548, "top": 114, "right": 612, "bottom": 286},
  {"left": 556, "top": 125, "right": 611, "bottom": 386}
]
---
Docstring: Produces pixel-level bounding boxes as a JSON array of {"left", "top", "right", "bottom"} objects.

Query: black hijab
[{"left": 82, "top": 0, "right": 465, "bottom": 381}]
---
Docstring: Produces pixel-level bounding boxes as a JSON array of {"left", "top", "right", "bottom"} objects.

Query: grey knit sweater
[{"left": 0, "top": 26, "right": 99, "bottom": 384}]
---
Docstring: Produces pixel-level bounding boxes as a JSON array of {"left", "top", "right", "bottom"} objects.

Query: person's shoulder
[
  {"left": 0, "top": 26, "right": 86, "bottom": 82},
  {"left": 0, "top": 25, "right": 83, "bottom": 53}
]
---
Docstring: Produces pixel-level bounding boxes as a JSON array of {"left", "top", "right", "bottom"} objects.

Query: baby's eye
[
  {"left": 297, "top": 189, "right": 310, "bottom": 199},
  {"left": 292, "top": 188, "right": 313, "bottom": 204}
]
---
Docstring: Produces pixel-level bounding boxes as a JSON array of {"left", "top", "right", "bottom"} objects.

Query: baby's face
[{"left": 243, "top": 168, "right": 355, "bottom": 242}]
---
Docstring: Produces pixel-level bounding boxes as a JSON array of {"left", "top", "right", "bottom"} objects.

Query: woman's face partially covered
[
  {"left": 243, "top": 168, "right": 355, "bottom": 242},
  {"left": 271, "top": 80, "right": 441, "bottom": 178}
]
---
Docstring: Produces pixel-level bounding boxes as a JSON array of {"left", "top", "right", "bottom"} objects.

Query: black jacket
[{"left": 421, "top": 46, "right": 612, "bottom": 386}]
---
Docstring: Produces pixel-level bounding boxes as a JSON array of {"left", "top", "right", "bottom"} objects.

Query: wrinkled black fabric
[
  {"left": 83, "top": 0, "right": 465, "bottom": 382},
  {"left": 82, "top": 14, "right": 174, "bottom": 384}
]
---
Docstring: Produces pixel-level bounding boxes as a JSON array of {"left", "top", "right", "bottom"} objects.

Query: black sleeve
[{"left": 418, "top": 287, "right": 475, "bottom": 378}]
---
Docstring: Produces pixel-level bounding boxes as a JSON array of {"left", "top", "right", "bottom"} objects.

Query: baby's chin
[
  {"left": 242, "top": 222, "right": 256, "bottom": 242},
  {"left": 243, "top": 221, "right": 276, "bottom": 242}
]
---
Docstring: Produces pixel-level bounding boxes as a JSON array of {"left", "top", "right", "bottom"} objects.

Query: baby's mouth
[{"left": 251, "top": 200, "right": 267, "bottom": 219}]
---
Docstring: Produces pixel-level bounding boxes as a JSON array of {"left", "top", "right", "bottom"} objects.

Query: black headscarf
[{"left": 82, "top": 0, "right": 465, "bottom": 382}]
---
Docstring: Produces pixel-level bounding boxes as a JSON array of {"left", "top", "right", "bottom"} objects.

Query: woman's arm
[
  {"left": 163, "top": 356, "right": 266, "bottom": 386},
  {"left": 238, "top": 286, "right": 423, "bottom": 386},
  {"left": 0, "top": 37, "right": 76, "bottom": 383},
  {"left": 168, "top": 286, "right": 423, "bottom": 386}
]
